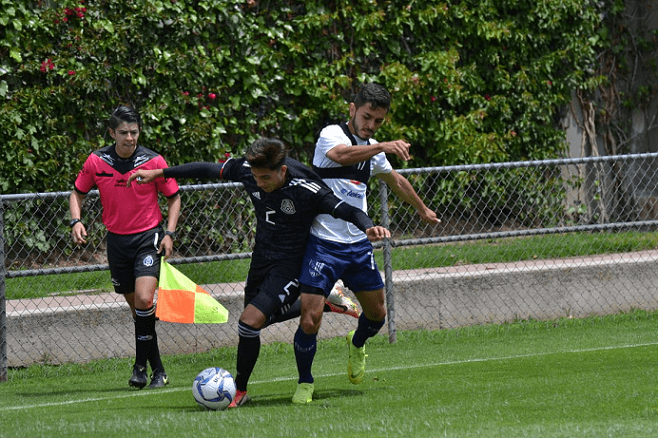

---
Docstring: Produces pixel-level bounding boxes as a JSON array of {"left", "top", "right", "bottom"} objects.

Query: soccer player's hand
[
  {"left": 126, "top": 169, "right": 163, "bottom": 187},
  {"left": 365, "top": 226, "right": 391, "bottom": 242},
  {"left": 379, "top": 140, "right": 411, "bottom": 161},
  {"left": 419, "top": 207, "right": 441, "bottom": 225}
]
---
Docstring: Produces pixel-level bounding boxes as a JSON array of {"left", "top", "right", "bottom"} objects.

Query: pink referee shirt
[{"left": 74, "top": 145, "right": 179, "bottom": 235}]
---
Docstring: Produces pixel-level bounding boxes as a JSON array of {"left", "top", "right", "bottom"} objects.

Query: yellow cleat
[
  {"left": 292, "top": 382, "right": 315, "bottom": 404},
  {"left": 346, "top": 330, "right": 366, "bottom": 384}
]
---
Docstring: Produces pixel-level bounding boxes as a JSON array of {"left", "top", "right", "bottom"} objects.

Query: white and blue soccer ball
[{"left": 192, "top": 367, "right": 237, "bottom": 410}]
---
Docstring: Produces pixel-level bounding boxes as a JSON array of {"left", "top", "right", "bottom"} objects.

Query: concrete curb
[{"left": 7, "top": 250, "right": 658, "bottom": 367}]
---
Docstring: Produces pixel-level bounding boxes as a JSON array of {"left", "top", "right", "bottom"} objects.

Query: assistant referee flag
[{"left": 156, "top": 259, "right": 229, "bottom": 324}]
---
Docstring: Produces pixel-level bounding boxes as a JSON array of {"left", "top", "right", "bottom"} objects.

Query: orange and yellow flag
[{"left": 156, "top": 259, "right": 229, "bottom": 324}]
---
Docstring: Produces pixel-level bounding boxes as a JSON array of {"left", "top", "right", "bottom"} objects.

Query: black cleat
[
  {"left": 148, "top": 369, "right": 169, "bottom": 389},
  {"left": 129, "top": 364, "right": 148, "bottom": 389}
]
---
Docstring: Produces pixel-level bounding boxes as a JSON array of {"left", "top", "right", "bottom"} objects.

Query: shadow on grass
[{"left": 238, "top": 388, "right": 365, "bottom": 408}]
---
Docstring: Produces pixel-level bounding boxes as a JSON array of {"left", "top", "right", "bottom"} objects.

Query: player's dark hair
[
  {"left": 245, "top": 138, "right": 288, "bottom": 170},
  {"left": 353, "top": 83, "right": 391, "bottom": 112},
  {"left": 109, "top": 105, "right": 143, "bottom": 131}
]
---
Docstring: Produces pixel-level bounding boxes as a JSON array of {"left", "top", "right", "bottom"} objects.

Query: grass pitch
[{"left": 2, "top": 311, "right": 658, "bottom": 437}]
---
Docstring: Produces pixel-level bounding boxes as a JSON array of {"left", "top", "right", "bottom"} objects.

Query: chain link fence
[{"left": 3, "top": 153, "right": 658, "bottom": 378}]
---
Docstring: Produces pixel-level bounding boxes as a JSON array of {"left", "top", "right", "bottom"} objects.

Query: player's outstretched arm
[
  {"left": 379, "top": 170, "right": 440, "bottom": 225},
  {"left": 126, "top": 168, "right": 164, "bottom": 187},
  {"left": 326, "top": 139, "right": 411, "bottom": 166},
  {"left": 329, "top": 199, "right": 391, "bottom": 240}
]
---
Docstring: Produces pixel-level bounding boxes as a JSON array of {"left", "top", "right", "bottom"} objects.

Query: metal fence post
[
  {"left": 0, "top": 198, "right": 7, "bottom": 381},
  {"left": 378, "top": 180, "right": 397, "bottom": 343}
]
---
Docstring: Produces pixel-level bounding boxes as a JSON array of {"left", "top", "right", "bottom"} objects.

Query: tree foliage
[
  {"left": 576, "top": 0, "right": 658, "bottom": 156},
  {"left": 1, "top": 0, "right": 603, "bottom": 194}
]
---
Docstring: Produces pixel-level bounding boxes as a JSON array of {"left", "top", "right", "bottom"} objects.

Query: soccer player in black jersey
[{"left": 128, "top": 137, "right": 389, "bottom": 407}]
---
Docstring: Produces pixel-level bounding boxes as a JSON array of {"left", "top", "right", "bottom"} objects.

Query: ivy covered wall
[{"left": 1, "top": 0, "right": 603, "bottom": 194}]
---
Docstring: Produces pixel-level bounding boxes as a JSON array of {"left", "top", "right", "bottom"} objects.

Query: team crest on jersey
[
  {"left": 280, "top": 199, "right": 295, "bottom": 215},
  {"left": 143, "top": 255, "right": 154, "bottom": 267},
  {"left": 308, "top": 259, "right": 325, "bottom": 278}
]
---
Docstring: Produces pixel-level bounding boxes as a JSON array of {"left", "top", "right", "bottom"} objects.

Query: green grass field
[{"left": 3, "top": 311, "right": 658, "bottom": 437}]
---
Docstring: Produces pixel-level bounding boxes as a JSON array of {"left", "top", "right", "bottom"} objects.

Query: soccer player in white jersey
[{"left": 292, "top": 83, "right": 440, "bottom": 403}]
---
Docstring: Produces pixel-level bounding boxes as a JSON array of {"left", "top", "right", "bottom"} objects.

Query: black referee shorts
[{"left": 106, "top": 226, "right": 163, "bottom": 294}]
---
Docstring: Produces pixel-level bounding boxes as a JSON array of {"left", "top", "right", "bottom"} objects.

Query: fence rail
[{"left": 3, "top": 153, "right": 658, "bottom": 380}]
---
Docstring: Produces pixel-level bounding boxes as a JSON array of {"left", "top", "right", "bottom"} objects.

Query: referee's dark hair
[
  {"left": 354, "top": 83, "right": 391, "bottom": 113},
  {"left": 245, "top": 137, "right": 288, "bottom": 170},
  {"left": 109, "top": 105, "right": 143, "bottom": 131}
]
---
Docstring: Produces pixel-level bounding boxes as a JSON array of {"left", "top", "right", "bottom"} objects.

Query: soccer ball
[{"left": 192, "top": 367, "right": 237, "bottom": 410}]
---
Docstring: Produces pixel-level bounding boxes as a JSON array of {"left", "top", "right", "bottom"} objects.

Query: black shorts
[
  {"left": 106, "top": 226, "right": 163, "bottom": 294},
  {"left": 244, "top": 257, "right": 302, "bottom": 319}
]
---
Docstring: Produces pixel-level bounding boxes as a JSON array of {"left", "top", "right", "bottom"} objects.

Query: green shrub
[
  {"left": 0, "top": 0, "right": 606, "bottom": 255},
  {"left": 1, "top": 0, "right": 603, "bottom": 194}
]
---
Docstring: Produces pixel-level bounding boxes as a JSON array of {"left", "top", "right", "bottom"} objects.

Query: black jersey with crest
[{"left": 163, "top": 157, "right": 352, "bottom": 261}]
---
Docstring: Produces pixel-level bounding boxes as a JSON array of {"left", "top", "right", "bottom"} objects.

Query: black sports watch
[
  {"left": 69, "top": 218, "right": 82, "bottom": 227},
  {"left": 164, "top": 230, "right": 176, "bottom": 239}
]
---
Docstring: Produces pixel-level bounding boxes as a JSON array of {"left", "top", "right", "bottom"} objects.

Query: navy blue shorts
[
  {"left": 106, "top": 226, "right": 163, "bottom": 294},
  {"left": 299, "top": 234, "right": 384, "bottom": 296}
]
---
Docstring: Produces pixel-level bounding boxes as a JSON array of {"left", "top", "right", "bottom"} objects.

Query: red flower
[
  {"left": 182, "top": 91, "right": 189, "bottom": 96},
  {"left": 40, "top": 59, "right": 55, "bottom": 73},
  {"left": 484, "top": 94, "right": 491, "bottom": 101},
  {"left": 208, "top": 93, "right": 217, "bottom": 100},
  {"left": 68, "top": 70, "right": 76, "bottom": 75}
]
